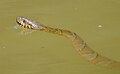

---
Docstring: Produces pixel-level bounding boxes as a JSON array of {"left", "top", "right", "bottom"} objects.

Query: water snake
[{"left": 16, "top": 16, "right": 120, "bottom": 70}]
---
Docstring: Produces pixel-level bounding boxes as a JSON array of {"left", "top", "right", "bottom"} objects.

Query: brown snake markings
[{"left": 16, "top": 16, "right": 120, "bottom": 70}]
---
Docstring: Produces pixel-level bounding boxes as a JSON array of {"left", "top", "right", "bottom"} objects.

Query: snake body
[{"left": 16, "top": 16, "right": 120, "bottom": 70}]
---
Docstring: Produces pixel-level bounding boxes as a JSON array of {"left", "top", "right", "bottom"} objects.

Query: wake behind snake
[{"left": 16, "top": 16, "right": 120, "bottom": 70}]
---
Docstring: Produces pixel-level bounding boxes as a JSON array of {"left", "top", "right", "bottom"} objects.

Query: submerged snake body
[{"left": 16, "top": 16, "right": 120, "bottom": 69}]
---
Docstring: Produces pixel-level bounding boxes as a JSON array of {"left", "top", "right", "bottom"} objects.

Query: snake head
[{"left": 16, "top": 16, "right": 44, "bottom": 30}]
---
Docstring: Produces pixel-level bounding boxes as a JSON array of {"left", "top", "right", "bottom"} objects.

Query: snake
[{"left": 16, "top": 16, "right": 120, "bottom": 70}]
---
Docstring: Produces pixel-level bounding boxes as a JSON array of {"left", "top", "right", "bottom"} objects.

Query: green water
[{"left": 0, "top": 0, "right": 120, "bottom": 74}]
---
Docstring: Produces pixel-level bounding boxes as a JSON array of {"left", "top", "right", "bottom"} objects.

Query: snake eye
[{"left": 23, "top": 20, "right": 26, "bottom": 23}]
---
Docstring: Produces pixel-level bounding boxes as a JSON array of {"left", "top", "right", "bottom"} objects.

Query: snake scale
[{"left": 16, "top": 16, "right": 120, "bottom": 70}]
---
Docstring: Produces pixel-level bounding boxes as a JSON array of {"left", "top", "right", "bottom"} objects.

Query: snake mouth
[
  {"left": 16, "top": 16, "right": 24, "bottom": 26},
  {"left": 16, "top": 20, "right": 21, "bottom": 25}
]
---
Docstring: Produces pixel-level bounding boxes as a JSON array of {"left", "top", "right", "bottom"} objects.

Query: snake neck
[{"left": 42, "top": 26, "right": 76, "bottom": 39}]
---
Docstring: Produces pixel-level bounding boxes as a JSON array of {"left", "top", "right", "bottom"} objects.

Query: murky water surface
[{"left": 0, "top": 0, "right": 120, "bottom": 74}]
